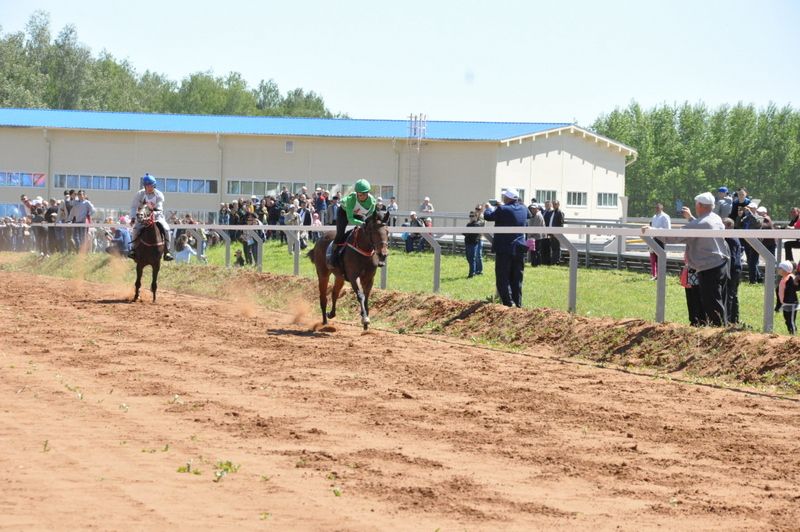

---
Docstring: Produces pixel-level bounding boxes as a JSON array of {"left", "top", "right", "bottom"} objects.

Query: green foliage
[
  {"left": 0, "top": 11, "right": 341, "bottom": 118},
  {"left": 593, "top": 101, "right": 800, "bottom": 217}
]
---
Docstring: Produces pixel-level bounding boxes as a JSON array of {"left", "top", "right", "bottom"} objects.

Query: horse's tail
[{"left": 306, "top": 248, "right": 315, "bottom": 262}]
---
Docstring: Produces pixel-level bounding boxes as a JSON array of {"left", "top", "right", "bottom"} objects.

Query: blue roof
[{"left": 0, "top": 108, "right": 571, "bottom": 142}]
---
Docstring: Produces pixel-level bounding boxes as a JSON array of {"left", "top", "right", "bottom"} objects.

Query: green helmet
[{"left": 354, "top": 179, "right": 371, "bottom": 193}]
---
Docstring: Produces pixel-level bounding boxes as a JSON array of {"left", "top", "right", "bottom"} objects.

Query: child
[
  {"left": 233, "top": 249, "right": 246, "bottom": 267},
  {"left": 775, "top": 261, "right": 798, "bottom": 334}
]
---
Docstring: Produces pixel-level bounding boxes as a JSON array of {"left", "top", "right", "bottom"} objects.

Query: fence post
[
  {"left": 420, "top": 232, "right": 441, "bottom": 293},
  {"left": 218, "top": 230, "right": 232, "bottom": 267},
  {"left": 585, "top": 230, "right": 591, "bottom": 268},
  {"left": 642, "top": 236, "right": 667, "bottom": 323},
  {"left": 293, "top": 239, "right": 300, "bottom": 276},
  {"left": 744, "top": 237, "right": 776, "bottom": 333},
  {"left": 380, "top": 257, "right": 388, "bottom": 289},
  {"left": 249, "top": 231, "right": 264, "bottom": 272},
  {"left": 556, "top": 234, "right": 578, "bottom": 313}
]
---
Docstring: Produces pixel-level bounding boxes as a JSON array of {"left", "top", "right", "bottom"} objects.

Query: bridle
[{"left": 346, "top": 218, "right": 388, "bottom": 258}]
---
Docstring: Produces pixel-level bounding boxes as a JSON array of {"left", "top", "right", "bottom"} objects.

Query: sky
[{"left": 1, "top": 0, "right": 798, "bottom": 126}]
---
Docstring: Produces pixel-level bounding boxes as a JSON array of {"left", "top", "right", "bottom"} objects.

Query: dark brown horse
[
  {"left": 309, "top": 210, "right": 390, "bottom": 330},
  {"left": 131, "top": 207, "right": 165, "bottom": 302}
]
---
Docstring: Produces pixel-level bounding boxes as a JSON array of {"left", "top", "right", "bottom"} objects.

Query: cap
[
  {"left": 756, "top": 206, "right": 768, "bottom": 214},
  {"left": 409, "top": 211, "right": 417, "bottom": 216},
  {"left": 694, "top": 192, "right": 715, "bottom": 206},
  {"left": 424, "top": 196, "right": 430, "bottom": 201},
  {"left": 503, "top": 188, "right": 519, "bottom": 200},
  {"left": 718, "top": 186, "right": 728, "bottom": 193},
  {"left": 778, "top": 261, "right": 793, "bottom": 273}
]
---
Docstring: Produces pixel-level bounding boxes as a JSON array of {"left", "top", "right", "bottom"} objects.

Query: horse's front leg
[
  {"left": 133, "top": 263, "right": 144, "bottom": 302},
  {"left": 361, "top": 274, "right": 375, "bottom": 327},
  {"left": 151, "top": 262, "right": 160, "bottom": 302},
  {"left": 350, "top": 276, "right": 369, "bottom": 330}
]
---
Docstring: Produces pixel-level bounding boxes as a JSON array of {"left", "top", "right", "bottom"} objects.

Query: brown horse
[
  {"left": 309, "top": 210, "right": 390, "bottom": 330},
  {"left": 131, "top": 208, "right": 165, "bottom": 302}
]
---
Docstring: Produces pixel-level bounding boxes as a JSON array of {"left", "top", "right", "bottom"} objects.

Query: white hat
[
  {"left": 424, "top": 196, "right": 430, "bottom": 202},
  {"left": 503, "top": 188, "right": 519, "bottom": 200},
  {"left": 778, "top": 261, "right": 794, "bottom": 273},
  {"left": 409, "top": 211, "right": 417, "bottom": 216},
  {"left": 694, "top": 192, "right": 715, "bottom": 206},
  {"left": 756, "top": 206, "right": 768, "bottom": 214}
]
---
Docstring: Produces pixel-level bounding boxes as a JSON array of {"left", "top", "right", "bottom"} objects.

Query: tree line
[
  {"left": 0, "top": 12, "right": 340, "bottom": 118},
  {"left": 592, "top": 101, "right": 800, "bottom": 218}
]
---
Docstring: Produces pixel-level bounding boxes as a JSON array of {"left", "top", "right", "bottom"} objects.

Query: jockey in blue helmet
[{"left": 127, "top": 173, "right": 174, "bottom": 261}]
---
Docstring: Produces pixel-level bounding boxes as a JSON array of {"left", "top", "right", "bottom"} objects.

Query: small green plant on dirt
[
  {"left": 42, "top": 440, "right": 50, "bottom": 452},
  {"left": 213, "top": 460, "right": 240, "bottom": 482},
  {"left": 260, "top": 474, "right": 271, "bottom": 482},
  {"left": 259, "top": 512, "right": 271, "bottom": 520},
  {"left": 332, "top": 487, "right": 343, "bottom": 497},
  {"left": 177, "top": 461, "right": 201, "bottom": 475}
]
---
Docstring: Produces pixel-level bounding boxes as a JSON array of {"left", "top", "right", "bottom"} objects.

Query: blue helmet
[{"left": 142, "top": 174, "right": 156, "bottom": 187}]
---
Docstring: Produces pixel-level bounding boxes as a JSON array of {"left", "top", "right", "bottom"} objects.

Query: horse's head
[
  {"left": 137, "top": 204, "right": 155, "bottom": 226},
  {"left": 364, "top": 209, "right": 390, "bottom": 266}
]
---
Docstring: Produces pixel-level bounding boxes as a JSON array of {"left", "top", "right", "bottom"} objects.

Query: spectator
[
  {"left": 483, "top": 188, "right": 528, "bottom": 308},
  {"left": 405, "top": 211, "right": 425, "bottom": 253},
  {"left": 775, "top": 261, "right": 798, "bottom": 335},
  {"left": 648, "top": 192, "right": 729, "bottom": 326},
  {"left": 723, "top": 217, "right": 742, "bottom": 324},
  {"left": 106, "top": 216, "right": 132, "bottom": 257},
  {"left": 283, "top": 205, "right": 301, "bottom": 254},
  {"left": 314, "top": 189, "right": 328, "bottom": 224},
  {"left": 174, "top": 234, "right": 197, "bottom": 263},
  {"left": 311, "top": 212, "right": 322, "bottom": 242},
  {"left": 327, "top": 196, "right": 340, "bottom": 226},
  {"left": 69, "top": 189, "right": 96, "bottom": 252},
  {"left": 649, "top": 202, "right": 672, "bottom": 280},
  {"left": 730, "top": 188, "right": 751, "bottom": 224},
  {"left": 784, "top": 207, "right": 800, "bottom": 261},
  {"left": 464, "top": 210, "right": 484, "bottom": 278},
  {"left": 419, "top": 196, "right": 435, "bottom": 213},
  {"left": 543, "top": 199, "right": 564, "bottom": 265},
  {"left": 242, "top": 211, "right": 264, "bottom": 263},
  {"left": 527, "top": 203, "right": 546, "bottom": 267},
  {"left": 757, "top": 206, "right": 776, "bottom": 258},
  {"left": 387, "top": 196, "right": 399, "bottom": 213},
  {"left": 713, "top": 187, "right": 733, "bottom": 219},
  {"left": 737, "top": 203, "right": 764, "bottom": 284}
]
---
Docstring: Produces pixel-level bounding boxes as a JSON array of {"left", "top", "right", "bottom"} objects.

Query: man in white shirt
[{"left": 648, "top": 202, "right": 672, "bottom": 280}]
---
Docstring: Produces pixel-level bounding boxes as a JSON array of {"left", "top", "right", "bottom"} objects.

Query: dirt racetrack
[{"left": 1, "top": 269, "right": 799, "bottom": 530}]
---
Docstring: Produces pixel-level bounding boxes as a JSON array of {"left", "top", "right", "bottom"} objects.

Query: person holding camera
[{"left": 483, "top": 189, "right": 528, "bottom": 308}]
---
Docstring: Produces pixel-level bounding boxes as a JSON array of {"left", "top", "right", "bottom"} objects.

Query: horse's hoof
[{"left": 327, "top": 311, "right": 336, "bottom": 319}]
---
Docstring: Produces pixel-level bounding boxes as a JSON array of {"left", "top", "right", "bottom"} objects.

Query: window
[
  {"left": 0, "top": 172, "right": 6, "bottom": 186},
  {"left": 240, "top": 181, "right": 253, "bottom": 196},
  {"left": 7, "top": 172, "right": 20, "bottom": 186},
  {"left": 54, "top": 174, "right": 66, "bottom": 188},
  {"left": 292, "top": 182, "right": 305, "bottom": 194},
  {"left": 535, "top": 189, "right": 557, "bottom": 203},
  {"left": 566, "top": 191, "right": 588, "bottom": 207},
  {"left": 205, "top": 180, "right": 218, "bottom": 194},
  {"left": 192, "top": 179, "right": 205, "bottom": 194},
  {"left": 267, "top": 181, "right": 279, "bottom": 196},
  {"left": 166, "top": 179, "right": 178, "bottom": 193},
  {"left": 119, "top": 177, "right": 130, "bottom": 190},
  {"left": 178, "top": 179, "right": 191, "bottom": 193},
  {"left": 253, "top": 181, "right": 266, "bottom": 196},
  {"left": 33, "top": 173, "right": 46, "bottom": 187},
  {"left": 155, "top": 177, "right": 165, "bottom": 190},
  {"left": 380, "top": 185, "right": 394, "bottom": 200},
  {"left": 92, "top": 176, "right": 104, "bottom": 189},
  {"left": 80, "top": 175, "right": 91, "bottom": 189},
  {"left": 227, "top": 180, "right": 240, "bottom": 195},
  {"left": 597, "top": 192, "right": 618, "bottom": 208},
  {"left": 21, "top": 173, "right": 33, "bottom": 186},
  {"left": 105, "top": 176, "right": 118, "bottom": 190},
  {"left": 67, "top": 175, "right": 79, "bottom": 188},
  {"left": 285, "top": 140, "right": 294, "bottom": 153}
]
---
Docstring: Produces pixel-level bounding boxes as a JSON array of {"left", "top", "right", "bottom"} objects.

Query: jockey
[
  {"left": 127, "top": 174, "right": 174, "bottom": 261},
  {"left": 332, "top": 179, "right": 376, "bottom": 266}
]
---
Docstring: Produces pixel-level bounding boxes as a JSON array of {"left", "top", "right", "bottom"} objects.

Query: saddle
[{"left": 326, "top": 229, "right": 355, "bottom": 268}]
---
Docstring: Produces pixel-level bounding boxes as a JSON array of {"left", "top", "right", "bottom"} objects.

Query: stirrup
[
  {"left": 163, "top": 251, "right": 174, "bottom": 261},
  {"left": 127, "top": 249, "right": 136, "bottom": 259}
]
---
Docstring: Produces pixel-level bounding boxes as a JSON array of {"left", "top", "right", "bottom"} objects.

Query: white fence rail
[{"left": 20, "top": 222, "right": 799, "bottom": 333}]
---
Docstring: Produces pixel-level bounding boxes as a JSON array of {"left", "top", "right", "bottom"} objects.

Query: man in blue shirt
[{"left": 483, "top": 189, "right": 528, "bottom": 307}]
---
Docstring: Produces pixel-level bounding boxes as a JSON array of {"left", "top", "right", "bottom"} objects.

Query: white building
[{"left": 0, "top": 109, "right": 637, "bottom": 221}]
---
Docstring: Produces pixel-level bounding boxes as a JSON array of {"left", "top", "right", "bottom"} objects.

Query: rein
[{"left": 346, "top": 226, "right": 376, "bottom": 257}]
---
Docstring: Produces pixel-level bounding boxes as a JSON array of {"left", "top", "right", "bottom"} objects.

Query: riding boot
[{"left": 159, "top": 225, "right": 174, "bottom": 261}]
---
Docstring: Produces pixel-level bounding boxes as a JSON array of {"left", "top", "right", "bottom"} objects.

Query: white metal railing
[{"left": 15, "top": 222, "right": 799, "bottom": 333}]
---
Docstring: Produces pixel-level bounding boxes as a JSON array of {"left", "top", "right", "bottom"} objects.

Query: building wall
[
  {"left": 496, "top": 131, "right": 627, "bottom": 219},
  {"left": 0, "top": 125, "right": 628, "bottom": 221}
]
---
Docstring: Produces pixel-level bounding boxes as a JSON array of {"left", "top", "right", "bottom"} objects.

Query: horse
[
  {"left": 131, "top": 206, "right": 165, "bottom": 302},
  {"left": 309, "top": 210, "right": 390, "bottom": 330}
]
